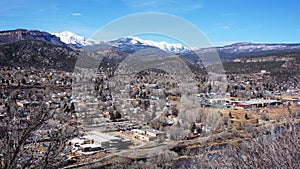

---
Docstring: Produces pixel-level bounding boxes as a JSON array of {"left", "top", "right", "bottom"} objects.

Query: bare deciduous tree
[
  {"left": 0, "top": 97, "right": 78, "bottom": 169},
  {"left": 189, "top": 122, "right": 300, "bottom": 169}
]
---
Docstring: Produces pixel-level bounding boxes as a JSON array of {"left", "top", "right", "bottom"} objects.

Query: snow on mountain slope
[
  {"left": 199, "top": 42, "right": 300, "bottom": 54},
  {"left": 219, "top": 42, "right": 300, "bottom": 53},
  {"left": 125, "top": 36, "right": 191, "bottom": 53},
  {"left": 52, "top": 31, "right": 100, "bottom": 47}
]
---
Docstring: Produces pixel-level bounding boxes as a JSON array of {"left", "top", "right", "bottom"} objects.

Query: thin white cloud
[
  {"left": 220, "top": 25, "right": 231, "bottom": 30},
  {"left": 72, "top": 13, "right": 82, "bottom": 16}
]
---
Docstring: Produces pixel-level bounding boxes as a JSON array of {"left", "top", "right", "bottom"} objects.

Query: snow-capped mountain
[
  {"left": 120, "top": 36, "right": 191, "bottom": 53},
  {"left": 52, "top": 31, "right": 100, "bottom": 47},
  {"left": 52, "top": 31, "right": 191, "bottom": 53}
]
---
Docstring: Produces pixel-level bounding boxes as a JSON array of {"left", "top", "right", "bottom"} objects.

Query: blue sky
[{"left": 0, "top": 0, "right": 299, "bottom": 46}]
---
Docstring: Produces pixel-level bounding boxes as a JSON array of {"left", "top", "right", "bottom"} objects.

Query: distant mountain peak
[
  {"left": 52, "top": 31, "right": 88, "bottom": 47},
  {"left": 108, "top": 36, "right": 192, "bottom": 53}
]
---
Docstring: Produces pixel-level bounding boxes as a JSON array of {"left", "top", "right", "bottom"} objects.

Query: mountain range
[
  {"left": 1, "top": 29, "right": 300, "bottom": 58},
  {"left": 0, "top": 29, "right": 300, "bottom": 71},
  {"left": 53, "top": 31, "right": 300, "bottom": 61},
  {"left": 53, "top": 31, "right": 192, "bottom": 53}
]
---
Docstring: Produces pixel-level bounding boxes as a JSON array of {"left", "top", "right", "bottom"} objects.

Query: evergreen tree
[
  {"left": 70, "top": 102, "right": 75, "bottom": 113},
  {"left": 21, "top": 78, "right": 26, "bottom": 85},
  {"left": 245, "top": 113, "right": 249, "bottom": 120},
  {"left": 110, "top": 112, "right": 116, "bottom": 122},
  {"left": 190, "top": 122, "right": 196, "bottom": 133},
  {"left": 115, "top": 111, "right": 122, "bottom": 119},
  {"left": 229, "top": 112, "right": 233, "bottom": 118}
]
